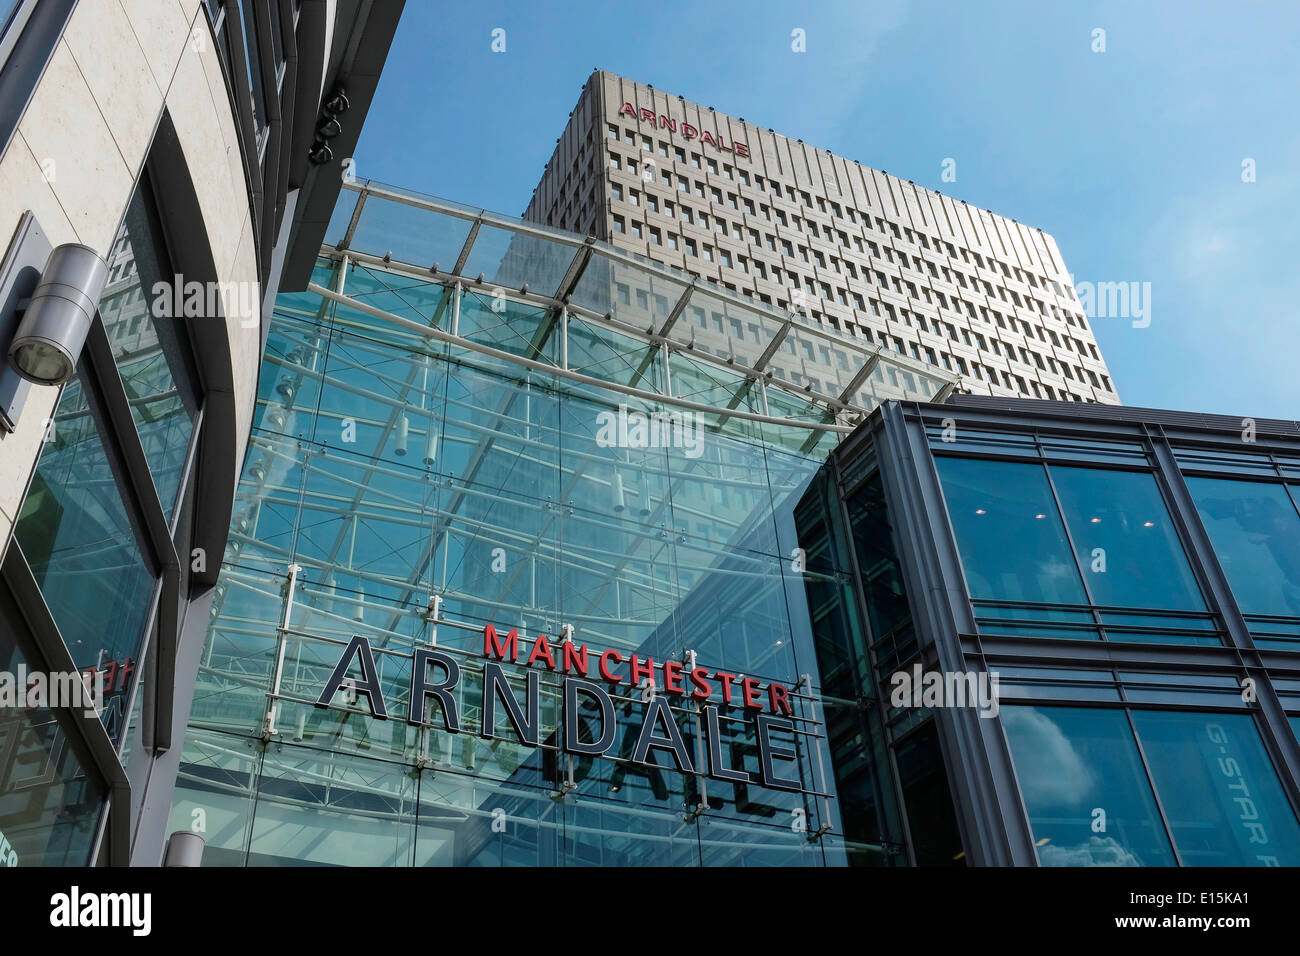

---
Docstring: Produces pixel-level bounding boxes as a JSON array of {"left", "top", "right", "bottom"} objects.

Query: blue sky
[{"left": 356, "top": 0, "right": 1299, "bottom": 419}]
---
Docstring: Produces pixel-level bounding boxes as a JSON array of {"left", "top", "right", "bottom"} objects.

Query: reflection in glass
[
  {"left": 1050, "top": 466, "right": 1204, "bottom": 610},
  {"left": 100, "top": 180, "right": 198, "bottom": 519},
  {"left": 1185, "top": 477, "right": 1300, "bottom": 617},
  {"left": 1001, "top": 705, "right": 1175, "bottom": 866},
  {"left": 0, "top": 605, "right": 107, "bottom": 866},
  {"left": 935, "top": 457, "right": 1086, "bottom": 605},
  {"left": 14, "top": 372, "right": 155, "bottom": 678},
  {"left": 1132, "top": 710, "right": 1300, "bottom": 866}
]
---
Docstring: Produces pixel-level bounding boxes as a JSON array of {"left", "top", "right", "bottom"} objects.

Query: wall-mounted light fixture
[{"left": 7, "top": 242, "right": 107, "bottom": 387}]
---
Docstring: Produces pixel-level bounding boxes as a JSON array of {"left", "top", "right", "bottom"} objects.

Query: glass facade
[
  {"left": 172, "top": 185, "right": 1300, "bottom": 870},
  {"left": 170, "top": 185, "right": 955, "bottom": 867}
]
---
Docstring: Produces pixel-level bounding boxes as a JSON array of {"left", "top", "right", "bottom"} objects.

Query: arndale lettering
[
  {"left": 315, "top": 624, "right": 802, "bottom": 792},
  {"left": 618, "top": 102, "right": 751, "bottom": 159}
]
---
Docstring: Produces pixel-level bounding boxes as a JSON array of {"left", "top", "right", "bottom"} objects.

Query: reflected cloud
[{"left": 1001, "top": 707, "right": 1094, "bottom": 804}]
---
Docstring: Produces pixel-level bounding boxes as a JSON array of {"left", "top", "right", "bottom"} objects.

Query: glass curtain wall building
[
  {"left": 166, "top": 179, "right": 956, "bottom": 866},
  {"left": 799, "top": 395, "right": 1300, "bottom": 866}
]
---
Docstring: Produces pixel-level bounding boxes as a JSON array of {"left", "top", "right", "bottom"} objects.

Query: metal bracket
[{"left": 0, "top": 212, "right": 53, "bottom": 431}]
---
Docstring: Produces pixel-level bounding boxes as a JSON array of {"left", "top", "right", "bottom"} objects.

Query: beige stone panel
[
  {"left": 18, "top": 41, "right": 134, "bottom": 254},
  {"left": 119, "top": 0, "right": 192, "bottom": 95},
  {"left": 165, "top": 41, "right": 247, "bottom": 279},
  {"left": 64, "top": 0, "right": 164, "bottom": 175},
  {"left": 0, "top": 135, "right": 82, "bottom": 547},
  {"left": 0, "top": 133, "right": 78, "bottom": 251}
]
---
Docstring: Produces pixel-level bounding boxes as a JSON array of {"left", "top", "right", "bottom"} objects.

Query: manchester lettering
[{"left": 314, "top": 626, "right": 802, "bottom": 791}]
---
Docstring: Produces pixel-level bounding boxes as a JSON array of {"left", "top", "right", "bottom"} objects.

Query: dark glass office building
[{"left": 799, "top": 395, "right": 1300, "bottom": 865}]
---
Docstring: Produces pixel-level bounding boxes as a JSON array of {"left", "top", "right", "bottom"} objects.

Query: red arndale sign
[
  {"left": 314, "top": 624, "right": 806, "bottom": 793},
  {"left": 618, "top": 102, "right": 752, "bottom": 159}
]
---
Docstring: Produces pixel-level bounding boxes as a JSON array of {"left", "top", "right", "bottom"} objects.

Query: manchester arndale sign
[
  {"left": 617, "top": 103, "right": 752, "bottom": 159},
  {"left": 315, "top": 624, "right": 805, "bottom": 792}
]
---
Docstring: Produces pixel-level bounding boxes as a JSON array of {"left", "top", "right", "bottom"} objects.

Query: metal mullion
[
  {"left": 1038, "top": 459, "right": 1105, "bottom": 640},
  {"left": 451, "top": 218, "right": 482, "bottom": 276},
  {"left": 657, "top": 280, "right": 696, "bottom": 338},
  {"left": 552, "top": 241, "right": 592, "bottom": 302},
  {"left": 1122, "top": 706, "right": 1185, "bottom": 867},
  {"left": 339, "top": 191, "right": 368, "bottom": 250}
]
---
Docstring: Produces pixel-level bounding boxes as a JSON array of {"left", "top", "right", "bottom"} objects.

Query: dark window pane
[
  {"left": 1001, "top": 705, "right": 1175, "bottom": 866},
  {"left": 847, "top": 472, "right": 911, "bottom": 638},
  {"left": 1132, "top": 710, "right": 1300, "bottom": 866},
  {"left": 1050, "top": 466, "right": 1205, "bottom": 611},
  {"left": 935, "top": 457, "right": 1086, "bottom": 605},
  {"left": 895, "top": 722, "right": 965, "bottom": 866},
  {"left": 1184, "top": 477, "right": 1300, "bottom": 617},
  {"left": 101, "top": 184, "right": 198, "bottom": 520}
]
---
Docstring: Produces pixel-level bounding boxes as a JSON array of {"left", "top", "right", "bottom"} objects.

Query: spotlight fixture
[
  {"left": 307, "top": 141, "right": 333, "bottom": 165},
  {"left": 423, "top": 428, "right": 438, "bottom": 465},
  {"left": 8, "top": 244, "right": 107, "bottom": 386},
  {"left": 323, "top": 88, "right": 350, "bottom": 115}
]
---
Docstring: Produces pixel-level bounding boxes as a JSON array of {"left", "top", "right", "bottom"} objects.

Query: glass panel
[
  {"left": 456, "top": 290, "right": 559, "bottom": 365},
  {"left": 0, "top": 603, "right": 108, "bottom": 866},
  {"left": 1001, "top": 705, "right": 1175, "bottom": 866},
  {"left": 1050, "top": 466, "right": 1204, "bottom": 611},
  {"left": 236, "top": 0, "right": 267, "bottom": 142},
  {"left": 847, "top": 472, "right": 911, "bottom": 640},
  {"left": 935, "top": 457, "right": 1086, "bottom": 605},
  {"left": 177, "top": 190, "right": 852, "bottom": 866},
  {"left": 1132, "top": 711, "right": 1300, "bottom": 866},
  {"left": 101, "top": 182, "right": 198, "bottom": 519},
  {"left": 247, "top": 743, "right": 417, "bottom": 866},
  {"left": 896, "top": 721, "right": 965, "bottom": 865},
  {"left": 349, "top": 199, "right": 473, "bottom": 269},
  {"left": 1184, "top": 477, "right": 1300, "bottom": 617},
  {"left": 459, "top": 225, "right": 575, "bottom": 295},
  {"left": 165, "top": 727, "right": 259, "bottom": 866},
  {"left": 14, "top": 373, "right": 156, "bottom": 678},
  {"left": 322, "top": 189, "right": 358, "bottom": 248}
]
